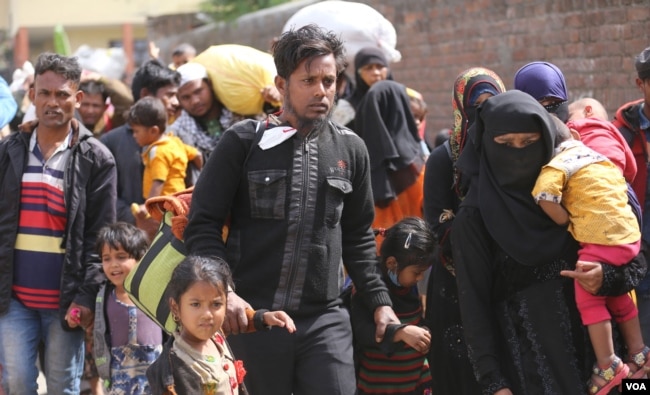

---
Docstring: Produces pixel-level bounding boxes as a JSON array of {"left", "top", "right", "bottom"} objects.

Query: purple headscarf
[{"left": 513, "top": 62, "right": 568, "bottom": 101}]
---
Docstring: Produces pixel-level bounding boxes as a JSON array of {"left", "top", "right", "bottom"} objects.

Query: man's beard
[{"left": 284, "top": 89, "right": 332, "bottom": 134}]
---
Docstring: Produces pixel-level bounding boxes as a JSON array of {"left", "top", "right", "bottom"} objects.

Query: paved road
[{"left": 36, "top": 371, "right": 94, "bottom": 394}]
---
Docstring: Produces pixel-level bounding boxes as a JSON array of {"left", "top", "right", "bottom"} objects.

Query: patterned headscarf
[{"left": 449, "top": 67, "right": 506, "bottom": 163}]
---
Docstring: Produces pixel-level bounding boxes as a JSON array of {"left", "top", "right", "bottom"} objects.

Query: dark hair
[
  {"left": 127, "top": 96, "right": 167, "bottom": 132},
  {"left": 434, "top": 129, "right": 450, "bottom": 147},
  {"left": 130, "top": 59, "right": 181, "bottom": 101},
  {"left": 79, "top": 80, "right": 108, "bottom": 102},
  {"left": 95, "top": 222, "right": 149, "bottom": 260},
  {"left": 167, "top": 255, "right": 234, "bottom": 305},
  {"left": 378, "top": 217, "right": 435, "bottom": 271},
  {"left": 34, "top": 52, "right": 82, "bottom": 86},
  {"left": 272, "top": 24, "right": 347, "bottom": 80},
  {"left": 172, "top": 43, "right": 196, "bottom": 58}
]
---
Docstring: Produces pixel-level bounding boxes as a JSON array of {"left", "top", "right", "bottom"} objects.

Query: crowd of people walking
[{"left": 0, "top": 19, "right": 649, "bottom": 395}]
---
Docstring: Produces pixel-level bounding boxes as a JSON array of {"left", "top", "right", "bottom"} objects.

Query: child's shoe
[
  {"left": 588, "top": 356, "right": 629, "bottom": 395},
  {"left": 627, "top": 345, "right": 650, "bottom": 379}
]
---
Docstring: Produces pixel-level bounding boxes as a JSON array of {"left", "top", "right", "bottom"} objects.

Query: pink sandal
[
  {"left": 588, "top": 356, "right": 629, "bottom": 395},
  {"left": 627, "top": 345, "right": 650, "bottom": 379}
]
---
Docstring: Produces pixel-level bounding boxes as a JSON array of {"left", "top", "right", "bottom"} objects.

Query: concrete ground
[
  {"left": 35, "top": 359, "right": 94, "bottom": 395},
  {"left": 36, "top": 372, "right": 93, "bottom": 394}
]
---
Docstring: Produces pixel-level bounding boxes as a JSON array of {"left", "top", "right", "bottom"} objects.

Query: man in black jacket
[
  {"left": 185, "top": 25, "right": 398, "bottom": 395},
  {"left": 0, "top": 52, "right": 116, "bottom": 394}
]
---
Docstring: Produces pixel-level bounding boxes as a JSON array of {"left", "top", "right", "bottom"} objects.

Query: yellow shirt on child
[
  {"left": 142, "top": 135, "right": 198, "bottom": 198},
  {"left": 532, "top": 140, "right": 639, "bottom": 245}
]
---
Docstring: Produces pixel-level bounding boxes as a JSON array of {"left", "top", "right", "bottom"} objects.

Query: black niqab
[{"left": 456, "top": 90, "right": 573, "bottom": 266}]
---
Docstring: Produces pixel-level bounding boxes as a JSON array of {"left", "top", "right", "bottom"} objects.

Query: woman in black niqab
[
  {"left": 452, "top": 90, "right": 647, "bottom": 394},
  {"left": 457, "top": 89, "right": 575, "bottom": 267},
  {"left": 452, "top": 90, "right": 588, "bottom": 394}
]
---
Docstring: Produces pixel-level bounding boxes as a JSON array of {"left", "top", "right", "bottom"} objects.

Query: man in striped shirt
[{"left": 0, "top": 53, "right": 117, "bottom": 394}]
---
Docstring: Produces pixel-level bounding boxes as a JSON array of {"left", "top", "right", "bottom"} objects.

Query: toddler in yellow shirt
[{"left": 532, "top": 116, "right": 646, "bottom": 394}]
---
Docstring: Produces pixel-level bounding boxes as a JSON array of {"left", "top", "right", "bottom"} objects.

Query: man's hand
[
  {"left": 560, "top": 260, "right": 603, "bottom": 295},
  {"left": 65, "top": 302, "right": 93, "bottom": 329},
  {"left": 132, "top": 208, "right": 159, "bottom": 243},
  {"left": 260, "top": 85, "right": 282, "bottom": 104},
  {"left": 373, "top": 305, "right": 400, "bottom": 343},
  {"left": 224, "top": 291, "right": 253, "bottom": 335},
  {"left": 148, "top": 41, "right": 161, "bottom": 60},
  {"left": 80, "top": 70, "right": 102, "bottom": 83}
]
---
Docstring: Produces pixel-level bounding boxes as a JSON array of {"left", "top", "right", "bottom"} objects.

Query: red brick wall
[
  {"left": 151, "top": 0, "right": 650, "bottom": 134},
  {"left": 362, "top": 0, "right": 650, "bottom": 134}
]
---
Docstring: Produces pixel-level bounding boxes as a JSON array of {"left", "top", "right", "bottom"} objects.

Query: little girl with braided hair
[{"left": 351, "top": 217, "right": 435, "bottom": 395}]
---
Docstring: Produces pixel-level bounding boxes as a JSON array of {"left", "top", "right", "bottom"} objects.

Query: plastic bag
[
  {"left": 73, "top": 45, "right": 127, "bottom": 81},
  {"left": 282, "top": 1, "right": 401, "bottom": 75},
  {"left": 192, "top": 44, "right": 279, "bottom": 115}
]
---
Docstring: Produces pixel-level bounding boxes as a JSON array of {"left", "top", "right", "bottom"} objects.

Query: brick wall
[{"left": 151, "top": 0, "right": 650, "bottom": 134}]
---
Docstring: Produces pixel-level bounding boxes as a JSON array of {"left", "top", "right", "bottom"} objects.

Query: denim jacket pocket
[
  {"left": 248, "top": 169, "right": 287, "bottom": 219},
  {"left": 325, "top": 177, "right": 352, "bottom": 228}
]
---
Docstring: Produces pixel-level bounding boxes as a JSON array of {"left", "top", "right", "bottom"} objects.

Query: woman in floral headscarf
[{"left": 422, "top": 67, "right": 505, "bottom": 395}]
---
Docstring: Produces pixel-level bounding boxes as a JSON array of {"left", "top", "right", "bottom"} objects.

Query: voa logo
[{"left": 622, "top": 379, "right": 649, "bottom": 394}]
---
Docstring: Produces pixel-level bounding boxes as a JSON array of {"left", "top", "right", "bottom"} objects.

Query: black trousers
[{"left": 228, "top": 305, "right": 357, "bottom": 395}]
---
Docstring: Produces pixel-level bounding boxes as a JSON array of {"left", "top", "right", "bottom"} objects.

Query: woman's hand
[{"left": 560, "top": 261, "right": 603, "bottom": 294}]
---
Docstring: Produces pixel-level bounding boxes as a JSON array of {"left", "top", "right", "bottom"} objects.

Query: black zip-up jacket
[
  {"left": 185, "top": 117, "right": 392, "bottom": 316},
  {"left": 0, "top": 119, "right": 117, "bottom": 327},
  {"left": 100, "top": 124, "right": 143, "bottom": 224}
]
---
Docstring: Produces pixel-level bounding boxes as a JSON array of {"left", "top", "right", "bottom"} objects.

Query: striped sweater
[
  {"left": 351, "top": 280, "right": 432, "bottom": 394},
  {"left": 12, "top": 131, "right": 70, "bottom": 310}
]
